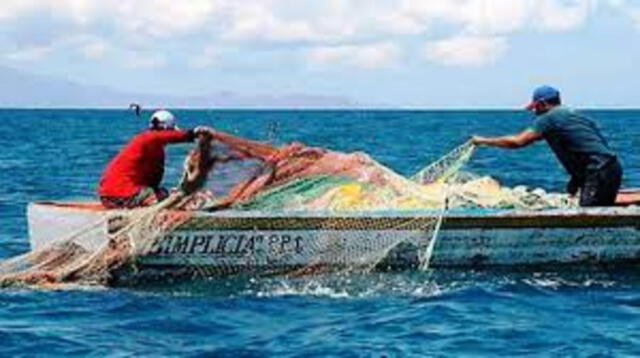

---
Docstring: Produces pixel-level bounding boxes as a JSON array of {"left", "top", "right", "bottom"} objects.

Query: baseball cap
[
  {"left": 149, "top": 110, "right": 177, "bottom": 130},
  {"left": 525, "top": 85, "right": 560, "bottom": 110}
]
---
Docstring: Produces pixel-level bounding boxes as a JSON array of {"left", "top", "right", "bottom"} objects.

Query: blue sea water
[{"left": 2, "top": 109, "right": 640, "bottom": 356}]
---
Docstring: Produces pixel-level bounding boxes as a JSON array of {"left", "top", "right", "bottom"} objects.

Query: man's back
[
  {"left": 532, "top": 106, "right": 616, "bottom": 179},
  {"left": 98, "top": 129, "right": 192, "bottom": 198}
]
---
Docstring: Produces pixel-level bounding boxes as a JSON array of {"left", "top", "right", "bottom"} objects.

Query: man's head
[
  {"left": 149, "top": 110, "right": 177, "bottom": 130},
  {"left": 526, "top": 86, "right": 561, "bottom": 115}
]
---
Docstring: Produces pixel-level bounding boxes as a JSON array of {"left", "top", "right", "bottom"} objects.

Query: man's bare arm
[{"left": 471, "top": 130, "right": 542, "bottom": 149}]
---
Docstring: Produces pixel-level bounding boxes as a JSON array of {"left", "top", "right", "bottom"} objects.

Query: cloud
[
  {"left": 0, "top": 0, "right": 39, "bottom": 21},
  {"left": 189, "top": 46, "right": 220, "bottom": 68},
  {"left": 620, "top": 2, "right": 640, "bottom": 31},
  {"left": 0, "top": 0, "right": 102, "bottom": 24},
  {"left": 4, "top": 45, "right": 53, "bottom": 62},
  {"left": 535, "top": 0, "right": 592, "bottom": 31},
  {"left": 399, "top": 0, "right": 530, "bottom": 35},
  {"left": 113, "top": 0, "right": 220, "bottom": 38},
  {"left": 125, "top": 51, "right": 167, "bottom": 69},
  {"left": 81, "top": 39, "right": 108, "bottom": 60},
  {"left": 634, "top": 9, "right": 640, "bottom": 30},
  {"left": 222, "top": 3, "right": 319, "bottom": 42},
  {"left": 605, "top": 0, "right": 640, "bottom": 30},
  {"left": 307, "top": 43, "right": 400, "bottom": 69},
  {"left": 424, "top": 35, "right": 508, "bottom": 66},
  {"left": 0, "top": 0, "right": 632, "bottom": 71},
  {"left": 2, "top": 34, "right": 110, "bottom": 62}
]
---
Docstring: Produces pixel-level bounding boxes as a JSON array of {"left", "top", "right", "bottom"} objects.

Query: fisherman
[
  {"left": 471, "top": 85, "right": 622, "bottom": 207},
  {"left": 98, "top": 110, "right": 208, "bottom": 209}
]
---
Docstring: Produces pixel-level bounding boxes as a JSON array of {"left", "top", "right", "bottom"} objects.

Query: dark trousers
[
  {"left": 100, "top": 187, "right": 168, "bottom": 209},
  {"left": 579, "top": 158, "right": 623, "bottom": 207}
]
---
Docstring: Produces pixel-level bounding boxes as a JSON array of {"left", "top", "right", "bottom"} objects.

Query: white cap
[{"left": 150, "top": 110, "right": 177, "bottom": 130}]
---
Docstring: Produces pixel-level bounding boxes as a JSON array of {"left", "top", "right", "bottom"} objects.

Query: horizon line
[{"left": 1, "top": 106, "right": 639, "bottom": 111}]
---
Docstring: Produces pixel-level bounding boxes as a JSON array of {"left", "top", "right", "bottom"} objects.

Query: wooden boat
[{"left": 26, "top": 201, "right": 640, "bottom": 273}]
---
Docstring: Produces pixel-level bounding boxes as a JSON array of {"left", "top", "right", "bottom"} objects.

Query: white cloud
[
  {"left": 3, "top": 34, "right": 111, "bottom": 62},
  {"left": 398, "top": 0, "right": 529, "bottom": 35},
  {"left": 603, "top": 0, "right": 640, "bottom": 30},
  {"left": 0, "top": 0, "right": 633, "bottom": 70},
  {"left": 424, "top": 35, "right": 508, "bottom": 66},
  {"left": 0, "top": 0, "right": 103, "bottom": 24},
  {"left": 373, "top": 12, "right": 424, "bottom": 35},
  {"left": 0, "top": 0, "right": 39, "bottom": 21},
  {"left": 113, "top": 0, "right": 219, "bottom": 38},
  {"left": 634, "top": 9, "right": 640, "bottom": 30},
  {"left": 536, "top": 0, "right": 592, "bottom": 31},
  {"left": 4, "top": 45, "right": 53, "bottom": 62},
  {"left": 307, "top": 43, "right": 400, "bottom": 69},
  {"left": 223, "top": 3, "right": 318, "bottom": 42},
  {"left": 57, "top": 0, "right": 102, "bottom": 25},
  {"left": 620, "top": 3, "right": 640, "bottom": 30},
  {"left": 125, "top": 51, "right": 167, "bottom": 68},
  {"left": 463, "top": 0, "right": 532, "bottom": 34},
  {"left": 81, "top": 40, "right": 108, "bottom": 59},
  {"left": 189, "top": 46, "right": 219, "bottom": 68}
]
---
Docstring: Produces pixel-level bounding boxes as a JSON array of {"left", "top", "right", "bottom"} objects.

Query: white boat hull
[{"left": 27, "top": 202, "right": 640, "bottom": 272}]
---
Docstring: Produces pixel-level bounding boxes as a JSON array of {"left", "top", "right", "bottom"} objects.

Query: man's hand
[
  {"left": 471, "top": 135, "right": 488, "bottom": 146},
  {"left": 194, "top": 126, "right": 215, "bottom": 137}
]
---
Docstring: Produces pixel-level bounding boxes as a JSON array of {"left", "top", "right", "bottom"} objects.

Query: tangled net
[{"left": 0, "top": 131, "right": 576, "bottom": 288}]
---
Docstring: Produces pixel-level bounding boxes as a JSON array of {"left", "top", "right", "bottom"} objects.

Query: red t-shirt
[{"left": 98, "top": 129, "right": 193, "bottom": 198}]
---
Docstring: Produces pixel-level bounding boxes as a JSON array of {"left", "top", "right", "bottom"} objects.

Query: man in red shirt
[{"left": 98, "top": 110, "right": 206, "bottom": 209}]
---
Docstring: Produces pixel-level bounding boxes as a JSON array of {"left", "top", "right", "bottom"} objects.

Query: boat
[{"left": 26, "top": 201, "right": 640, "bottom": 275}]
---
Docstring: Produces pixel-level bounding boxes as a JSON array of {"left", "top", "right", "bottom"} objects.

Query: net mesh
[{"left": 0, "top": 132, "right": 575, "bottom": 288}]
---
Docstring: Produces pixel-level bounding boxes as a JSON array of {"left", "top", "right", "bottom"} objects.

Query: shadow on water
[{"left": 119, "top": 264, "right": 640, "bottom": 299}]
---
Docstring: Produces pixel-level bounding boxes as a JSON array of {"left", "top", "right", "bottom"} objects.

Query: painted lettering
[
  {"left": 189, "top": 235, "right": 207, "bottom": 254},
  {"left": 268, "top": 235, "right": 280, "bottom": 253},
  {"left": 213, "top": 235, "right": 230, "bottom": 254},
  {"left": 234, "top": 235, "right": 245, "bottom": 254},
  {"left": 280, "top": 235, "right": 291, "bottom": 253},
  {"left": 173, "top": 235, "right": 190, "bottom": 254},
  {"left": 243, "top": 236, "right": 256, "bottom": 254},
  {"left": 201, "top": 235, "right": 214, "bottom": 253},
  {"left": 148, "top": 235, "right": 172, "bottom": 255},
  {"left": 295, "top": 236, "right": 303, "bottom": 253},
  {"left": 147, "top": 232, "right": 308, "bottom": 258},
  {"left": 162, "top": 236, "right": 174, "bottom": 254}
]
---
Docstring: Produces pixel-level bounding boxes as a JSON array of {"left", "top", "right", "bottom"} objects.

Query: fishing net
[
  {"left": 0, "top": 131, "right": 575, "bottom": 288},
  {"left": 180, "top": 132, "right": 575, "bottom": 212}
]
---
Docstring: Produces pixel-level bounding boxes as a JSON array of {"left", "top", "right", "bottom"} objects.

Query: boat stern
[{"left": 27, "top": 201, "right": 110, "bottom": 252}]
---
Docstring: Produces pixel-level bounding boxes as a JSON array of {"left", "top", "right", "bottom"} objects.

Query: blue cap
[{"left": 526, "top": 85, "right": 560, "bottom": 109}]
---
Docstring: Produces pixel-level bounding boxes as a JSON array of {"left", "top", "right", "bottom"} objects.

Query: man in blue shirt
[{"left": 471, "top": 86, "right": 622, "bottom": 207}]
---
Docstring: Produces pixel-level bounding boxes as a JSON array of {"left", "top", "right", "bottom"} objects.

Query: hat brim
[{"left": 525, "top": 101, "right": 537, "bottom": 110}]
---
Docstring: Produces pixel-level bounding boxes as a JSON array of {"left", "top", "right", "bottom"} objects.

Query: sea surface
[{"left": 1, "top": 109, "right": 640, "bottom": 356}]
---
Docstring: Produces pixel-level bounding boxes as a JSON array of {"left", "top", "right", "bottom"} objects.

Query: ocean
[{"left": 1, "top": 109, "right": 640, "bottom": 356}]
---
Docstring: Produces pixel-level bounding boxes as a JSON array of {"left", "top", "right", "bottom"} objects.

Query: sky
[{"left": 0, "top": 0, "right": 639, "bottom": 108}]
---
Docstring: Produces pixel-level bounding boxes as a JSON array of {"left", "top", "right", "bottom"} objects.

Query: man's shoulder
[
  {"left": 130, "top": 130, "right": 155, "bottom": 143},
  {"left": 128, "top": 130, "right": 176, "bottom": 148},
  {"left": 543, "top": 105, "right": 571, "bottom": 118},
  {"left": 529, "top": 107, "right": 568, "bottom": 134},
  {"left": 550, "top": 106, "right": 598, "bottom": 126},
  {"left": 135, "top": 129, "right": 181, "bottom": 139},
  {"left": 536, "top": 106, "right": 574, "bottom": 125}
]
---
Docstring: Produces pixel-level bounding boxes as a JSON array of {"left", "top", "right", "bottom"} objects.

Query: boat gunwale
[{"left": 30, "top": 201, "right": 640, "bottom": 230}]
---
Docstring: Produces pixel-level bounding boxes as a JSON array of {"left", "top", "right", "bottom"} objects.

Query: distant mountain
[{"left": 0, "top": 66, "right": 356, "bottom": 108}]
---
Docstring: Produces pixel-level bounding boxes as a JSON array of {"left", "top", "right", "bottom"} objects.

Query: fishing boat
[{"left": 27, "top": 200, "right": 640, "bottom": 273}]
